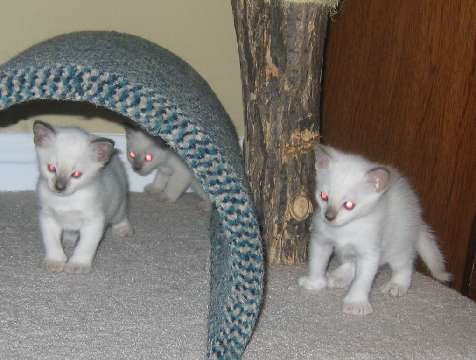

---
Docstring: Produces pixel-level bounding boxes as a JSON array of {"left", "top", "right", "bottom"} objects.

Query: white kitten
[
  {"left": 125, "top": 126, "right": 210, "bottom": 207},
  {"left": 299, "top": 145, "right": 451, "bottom": 315},
  {"left": 33, "top": 120, "right": 132, "bottom": 274}
]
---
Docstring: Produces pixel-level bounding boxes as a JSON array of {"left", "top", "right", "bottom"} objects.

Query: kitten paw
[
  {"left": 112, "top": 221, "right": 133, "bottom": 237},
  {"left": 144, "top": 184, "right": 164, "bottom": 194},
  {"left": 64, "top": 262, "right": 92, "bottom": 274},
  {"left": 343, "top": 301, "right": 373, "bottom": 316},
  {"left": 44, "top": 259, "right": 66, "bottom": 273},
  {"left": 157, "top": 192, "right": 176, "bottom": 202},
  {"left": 327, "top": 264, "right": 355, "bottom": 289},
  {"left": 327, "top": 273, "right": 353, "bottom": 289},
  {"left": 380, "top": 282, "right": 409, "bottom": 297},
  {"left": 298, "top": 276, "right": 327, "bottom": 291}
]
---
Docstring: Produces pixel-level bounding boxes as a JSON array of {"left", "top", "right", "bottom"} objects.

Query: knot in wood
[
  {"left": 289, "top": 193, "right": 313, "bottom": 222},
  {"left": 283, "top": 129, "right": 320, "bottom": 163}
]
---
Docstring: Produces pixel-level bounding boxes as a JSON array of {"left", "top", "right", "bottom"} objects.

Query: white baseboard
[{"left": 0, "top": 133, "right": 154, "bottom": 192}]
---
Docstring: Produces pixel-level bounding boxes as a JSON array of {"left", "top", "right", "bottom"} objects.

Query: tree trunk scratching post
[{"left": 232, "top": 0, "right": 340, "bottom": 264}]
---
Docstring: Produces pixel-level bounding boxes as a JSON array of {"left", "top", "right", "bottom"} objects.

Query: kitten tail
[{"left": 416, "top": 225, "right": 452, "bottom": 283}]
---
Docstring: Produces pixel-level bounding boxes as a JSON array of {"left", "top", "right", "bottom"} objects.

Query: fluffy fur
[
  {"left": 33, "top": 120, "right": 132, "bottom": 273},
  {"left": 125, "top": 126, "right": 210, "bottom": 207},
  {"left": 298, "top": 145, "right": 451, "bottom": 315}
]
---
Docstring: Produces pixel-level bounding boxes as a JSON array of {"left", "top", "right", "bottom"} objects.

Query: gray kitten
[
  {"left": 33, "top": 120, "right": 132, "bottom": 273},
  {"left": 125, "top": 126, "right": 209, "bottom": 207}
]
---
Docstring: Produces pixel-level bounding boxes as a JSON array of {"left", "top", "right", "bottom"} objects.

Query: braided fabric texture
[{"left": 0, "top": 32, "right": 264, "bottom": 359}]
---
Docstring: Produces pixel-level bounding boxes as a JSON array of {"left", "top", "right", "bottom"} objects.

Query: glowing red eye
[
  {"left": 344, "top": 201, "right": 355, "bottom": 210},
  {"left": 47, "top": 164, "right": 56, "bottom": 173},
  {"left": 129, "top": 151, "right": 136, "bottom": 159},
  {"left": 145, "top": 153, "right": 153, "bottom": 161},
  {"left": 320, "top": 191, "right": 329, "bottom": 201},
  {"left": 72, "top": 170, "right": 82, "bottom": 178}
]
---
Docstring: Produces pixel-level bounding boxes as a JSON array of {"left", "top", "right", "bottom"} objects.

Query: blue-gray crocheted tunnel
[{"left": 0, "top": 31, "right": 264, "bottom": 359}]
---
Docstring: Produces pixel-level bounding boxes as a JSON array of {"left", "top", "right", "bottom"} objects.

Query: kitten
[
  {"left": 298, "top": 145, "right": 451, "bottom": 315},
  {"left": 33, "top": 120, "right": 132, "bottom": 273},
  {"left": 125, "top": 126, "right": 210, "bottom": 207}
]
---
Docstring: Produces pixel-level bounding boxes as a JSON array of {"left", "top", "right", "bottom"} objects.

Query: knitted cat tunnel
[{"left": 0, "top": 31, "right": 264, "bottom": 359}]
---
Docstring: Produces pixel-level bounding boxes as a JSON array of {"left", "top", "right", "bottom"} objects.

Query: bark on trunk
[{"left": 232, "top": 0, "right": 332, "bottom": 264}]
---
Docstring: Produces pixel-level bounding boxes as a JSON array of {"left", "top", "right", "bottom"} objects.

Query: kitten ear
[
  {"left": 366, "top": 167, "right": 390, "bottom": 192},
  {"left": 91, "top": 138, "right": 115, "bottom": 163},
  {"left": 125, "top": 125, "right": 142, "bottom": 138},
  {"left": 33, "top": 120, "right": 56, "bottom": 147},
  {"left": 125, "top": 126, "right": 134, "bottom": 139},
  {"left": 315, "top": 144, "right": 331, "bottom": 170}
]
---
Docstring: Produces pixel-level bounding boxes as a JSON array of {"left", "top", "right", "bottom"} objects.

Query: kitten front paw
[
  {"left": 64, "top": 261, "right": 92, "bottom": 274},
  {"left": 327, "top": 273, "right": 353, "bottom": 289},
  {"left": 342, "top": 301, "right": 373, "bottom": 316},
  {"left": 380, "top": 282, "right": 409, "bottom": 297},
  {"left": 44, "top": 258, "right": 66, "bottom": 273},
  {"left": 112, "top": 221, "right": 133, "bottom": 237},
  {"left": 327, "top": 264, "right": 355, "bottom": 289},
  {"left": 298, "top": 276, "right": 327, "bottom": 291},
  {"left": 157, "top": 192, "right": 176, "bottom": 202},
  {"left": 144, "top": 184, "right": 164, "bottom": 194}
]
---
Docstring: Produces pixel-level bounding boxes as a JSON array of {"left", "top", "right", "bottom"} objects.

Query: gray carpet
[{"left": 1, "top": 192, "right": 475, "bottom": 360}]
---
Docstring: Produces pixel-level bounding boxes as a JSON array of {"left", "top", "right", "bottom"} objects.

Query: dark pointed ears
[
  {"left": 366, "top": 167, "right": 391, "bottom": 193},
  {"left": 91, "top": 137, "right": 115, "bottom": 163},
  {"left": 315, "top": 144, "right": 332, "bottom": 170},
  {"left": 33, "top": 120, "right": 56, "bottom": 147}
]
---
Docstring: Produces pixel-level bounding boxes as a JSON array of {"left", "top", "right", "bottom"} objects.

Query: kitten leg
[
  {"left": 111, "top": 218, "right": 133, "bottom": 237},
  {"left": 298, "top": 240, "right": 332, "bottom": 291},
  {"left": 162, "top": 168, "right": 193, "bottom": 203},
  {"left": 39, "top": 214, "right": 66, "bottom": 272},
  {"left": 381, "top": 262, "right": 413, "bottom": 297},
  {"left": 343, "top": 254, "right": 379, "bottom": 316},
  {"left": 111, "top": 202, "right": 133, "bottom": 237},
  {"left": 144, "top": 170, "right": 169, "bottom": 193},
  {"left": 64, "top": 217, "right": 105, "bottom": 274},
  {"left": 327, "top": 262, "right": 355, "bottom": 289},
  {"left": 190, "top": 179, "right": 212, "bottom": 211}
]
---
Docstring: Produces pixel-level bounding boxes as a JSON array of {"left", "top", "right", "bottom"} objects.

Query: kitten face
[
  {"left": 33, "top": 121, "right": 114, "bottom": 196},
  {"left": 315, "top": 145, "right": 390, "bottom": 226},
  {"left": 125, "top": 127, "right": 169, "bottom": 176}
]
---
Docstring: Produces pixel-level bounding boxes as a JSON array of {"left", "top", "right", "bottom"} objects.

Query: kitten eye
[
  {"left": 71, "top": 170, "right": 82, "bottom": 178},
  {"left": 145, "top": 153, "right": 153, "bottom": 162},
  {"left": 47, "top": 164, "right": 56, "bottom": 173},
  {"left": 344, "top": 201, "right": 355, "bottom": 210},
  {"left": 128, "top": 151, "right": 136, "bottom": 159},
  {"left": 320, "top": 191, "right": 329, "bottom": 201}
]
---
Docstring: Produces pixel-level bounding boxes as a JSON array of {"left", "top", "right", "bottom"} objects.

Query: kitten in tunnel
[
  {"left": 125, "top": 125, "right": 210, "bottom": 210},
  {"left": 33, "top": 120, "right": 132, "bottom": 273}
]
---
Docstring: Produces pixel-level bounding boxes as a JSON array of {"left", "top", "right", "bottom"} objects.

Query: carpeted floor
[{"left": 0, "top": 192, "right": 475, "bottom": 360}]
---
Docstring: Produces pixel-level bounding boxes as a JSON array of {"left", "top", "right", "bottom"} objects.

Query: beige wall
[{"left": 0, "top": 0, "right": 244, "bottom": 135}]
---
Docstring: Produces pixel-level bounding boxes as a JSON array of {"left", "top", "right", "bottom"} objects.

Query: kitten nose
[
  {"left": 132, "top": 162, "right": 142, "bottom": 171},
  {"left": 54, "top": 178, "right": 67, "bottom": 192},
  {"left": 55, "top": 181, "right": 66, "bottom": 192},
  {"left": 325, "top": 208, "right": 337, "bottom": 221}
]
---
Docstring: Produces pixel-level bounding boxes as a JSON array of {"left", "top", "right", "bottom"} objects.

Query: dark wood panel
[
  {"left": 462, "top": 213, "right": 476, "bottom": 300},
  {"left": 468, "top": 257, "right": 476, "bottom": 300},
  {"left": 322, "top": 0, "right": 476, "bottom": 291}
]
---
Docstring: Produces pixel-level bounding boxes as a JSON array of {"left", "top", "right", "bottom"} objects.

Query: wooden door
[{"left": 321, "top": 0, "right": 476, "bottom": 294}]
